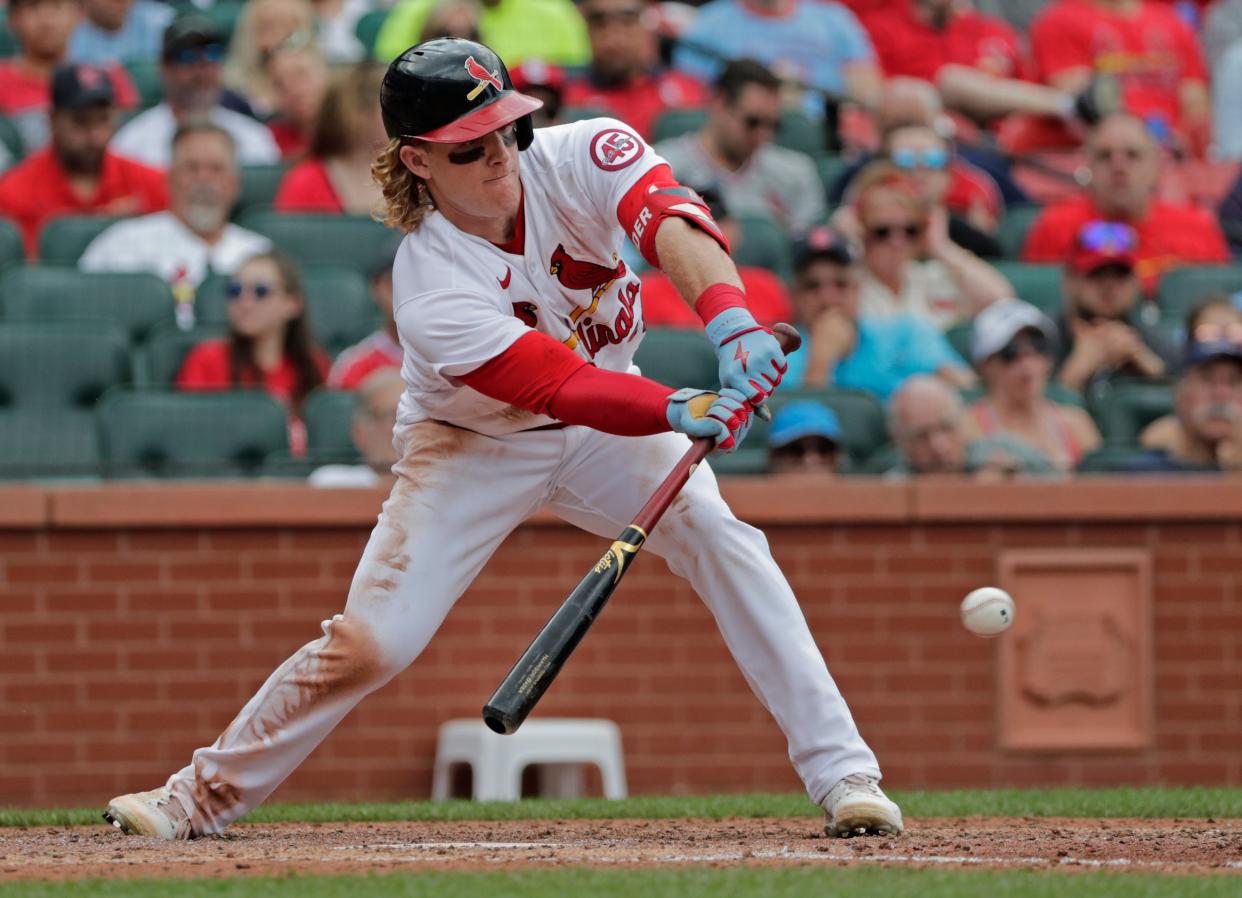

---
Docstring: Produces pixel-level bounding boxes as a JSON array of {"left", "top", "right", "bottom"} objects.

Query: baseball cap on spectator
[
  {"left": 768, "top": 401, "right": 843, "bottom": 449},
  {"left": 1067, "top": 220, "right": 1138, "bottom": 275},
  {"left": 162, "top": 15, "right": 225, "bottom": 65},
  {"left": 509, "top": 59, "right": 565, "bottom": 95},
  {"left": 51, "top": 64, "right": 116, "bottom": 111},
  {"left": 793, "top": 225, "right": 857, "bottom": 273},
  {"left": 1182, "top": 324, "right": 1242, "bottom": 372},
  {"left": 971, "top": 297, "right": 1056, "bottom": 364}
]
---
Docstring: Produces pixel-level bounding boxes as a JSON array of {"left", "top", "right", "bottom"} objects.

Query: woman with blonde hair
[
  {"left": 274, "top": 62, "right": 387, "bottom": 214},
  {"left": 223, "top": 0, "right": 317, "bottom": 116}
]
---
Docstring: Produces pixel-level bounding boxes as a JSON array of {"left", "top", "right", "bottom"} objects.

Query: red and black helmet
[{"left": 380, "top": 38, "right": 542, "bottom": 150}]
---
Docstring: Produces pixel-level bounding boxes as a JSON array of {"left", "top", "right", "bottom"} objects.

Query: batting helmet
[{"left": 380, "top": 39, "right": 542, "bottom": 150}]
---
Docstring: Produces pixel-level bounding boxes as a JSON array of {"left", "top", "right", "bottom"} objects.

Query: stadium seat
[
  {"left": 133, "top": 323, "right": 227, "bottom": 387},
  {"left": 814, "top": 152, "right": 849, "bottom": 198},
  {"left": 203, "top": 0, "right": 244, "bottom": 46},
  {"left": 774, "top": 110, "right": 824, "bottom": 156},
  {"left": 0, "top": 321, "right": 131, "bottom": 410},
  {"left": 990, "top": 262, "right": 1063, "bottom": 316},
  {"left": 0, "top": 266, "right": 174, "bottom": 343},
  {"left": 236, "top": 211, "right": 399, "bottom": 272},
  {"left": 234, "top": 164, "right": 289, "bottom": 217},
  {"left": 37, "top": 215, "right": 120, "bottom": 264},
  {"left": 122, "top": 59, "right": 162, "bottom": 108},
  {"left": 769, "top": 386, "right": 888, "bottom": 468},
  {"left": 650, "top": 108, "right": 708, "bottom": 144},
  {"left": 1155, "top": 265, "right": 1242, "bottom": 327},
  {"left": 0, "top": 113, "right": 23, "bottom": 165},
  {"left": 196, "top": 265, "right": 379, "bottom": 356},
  {"left": 1075, "top": 446, "right": 1151, "bottom": 474},
  {"left": 0, "top": 12, "right": 15, "bottom": 58},
  {"left": 302, "top": 388, "right": 361, "bottom": 461},
  {"left": 945, "top": 321, "right": 973, "bottom": 363},
  {"left": 560, "top": 106, "right": 612, "bottom": 124},
  {"left": 997, "top": 205, "right": 1042, "bottom": 259},
  {"left": 734, "top": 215, "right": 793, "bottom": 281},
  {"left": 631, "top": 327, "right": 718, "bottom": 390},
  {"left": 0, "top": 409, "right": 101, "bottom": 480},
  {"left": 1093, "top": 380, "right": 1174, "bottom": 446},
  {"left": 354, "top": 8, "right": 387, "bottom": 54},
  {"left": 0, "top": 217, "right": 22, "bottom": 273},
  {"left": 96, "top": 389, "right": 290, "bottom": 478}
]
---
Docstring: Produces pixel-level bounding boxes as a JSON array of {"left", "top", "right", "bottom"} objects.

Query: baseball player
[{"left": 103, "top": 39, "right": 902, "bottom": 840}]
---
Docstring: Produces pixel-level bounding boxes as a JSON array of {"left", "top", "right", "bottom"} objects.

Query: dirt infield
[{"left": 1, "top": 817, "right": 1240, "bottom": 881}]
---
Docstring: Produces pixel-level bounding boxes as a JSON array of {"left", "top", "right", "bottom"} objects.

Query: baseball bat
[{"left": 481, "top": 323, "right": 802, "bottom": 735}]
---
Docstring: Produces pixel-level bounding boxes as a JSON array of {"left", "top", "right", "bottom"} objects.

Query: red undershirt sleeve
[{"left": 456, "top": 331, "right": 674, "bottom": 436}]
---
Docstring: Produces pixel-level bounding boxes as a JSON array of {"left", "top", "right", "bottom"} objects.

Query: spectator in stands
[
  {"left": 767, "top": 401, "right": 844, "bottom": 475},
  {"left": 673, "top": 0, "right": 882, "bottom": 116},
  {"left": 417, "top": 0, "right": 481, "bottom": 42},
  {"left": 1212, "top": 39, "right": 1242, "bottom": 160},
  {"left": 1204, "top": 0, "right": 1242, "bottom": 75},
  {"left": 0, "top": 63, "right": 165, "bottom": 256},
  {"left": 223, "top": 0, "right": 317, "bottom": 118},
  {"left": 1023, "top": 114, "right": 1230, "bottom": 290},
  {"left": 1055, "top": 221, "right": 1175, "bottom": 394},
  {"left": 328, "top": 262, "right": 402, "bottom": 389},
  {"left": 834, "top": 163, "right": 1012, "bottom": 329},
  {"left": 655, "top": 59, "right": 824, "bottom": 239},
  {"left": 970, "top": 0, "right": 1046, "bottom": 31},
  {"left": 0, "top": 0, "right": 138, "bottom": 154},
  {"left": 68, "top": 0, "right": 174, "bottom": 66},
  {"left": 886, "top": 375, "right": 1057, "bottom": 477},
  {"left": 784, "top": 224, "right": 974, "bottom": 399},
  {"left": 80, "top": 122, "right": 271, "bottom": 291},
  {"left": 969, "top": 297, "right": 1102, "bottom": 471},
  {"left": 111, "top": 16, "right": 281, "bottom": 169},
  {"left": 1217, "top": 169, "right": 1242, "bottom": 258},
  {"left": 375, "top": 0, "right": 590, "bottom": 67},
  {"left": 309, "top": 369, "right": 406, "bottom": 487},
  {"left": 639, "top": 185, "right": 792, "bottom": 327},
  {"left": 509, "top": 60, "right": 564, "bottom": 128},
  {"left": 274, "top": 63, "right": 385, "bottom": 215},
  {"left": 312, "top": 0, "right": 371, "bottom": 63},
  {"left": 1030, "top": 0, "right": 1211, "bottom": 156},
  {"left": 264, "top": 44, "right": 330, "bottom": 160},
  {"left": 177, "top": 250, "right": 330, "bottom": 456},
  {"left": 561, "top": 0, "right": 707, "bottom": 140}
]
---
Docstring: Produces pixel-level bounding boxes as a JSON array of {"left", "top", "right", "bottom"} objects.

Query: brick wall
[{"left": 1, "top": 479, "right": 1239, "bottom": 807}]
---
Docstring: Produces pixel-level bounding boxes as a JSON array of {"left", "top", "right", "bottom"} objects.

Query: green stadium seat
[
  {"left": 202, "top": 1, "right": 244, "bottom": 46},
  {"left": 0, "top": 266, "right": 174, "bottom": 342},
  {"left": 560, "top": 106, "right": 613, "bottom": 124},
  {"left": 196, "top": 265, "right": 379, "bottom": 356},
  {"left": 734, "top": 215, "right": 792, "bottom": 281},
  {"left": 302, "top": 388, "right": 361, "bottom": 461},
  {"left": 96, "top": 389, "right": 290, "bottom": 478},
  {"left": 1075, "top": 446, "right": 1151, "bottom": 474},
  {"left": 0, "top": 217, "right": 22, "bottom": 273},
  {"left": 0, "top": 12, "right": 16, "bottom": 58},
  {"left": 0, "top": 322, "right": 131, "bottom": 411},
  {"left": 991, "top": 262, "right": 1063, "bottom": 316},
  {"left": 0, "top": 113, "right": 23, "bottom": 165},
  {"left": 632, "top": 327, "right": 718, "bottom": 390},
  {"left": 1155, "top": 265, "right": 1242, "bottom": 327},
  {"left": 945, "top": 321, "right": 973, "bottom": 363},
  {"left": 997, "top": 205, "right": 1042, "bottom": 259},
  {"left": 0, "top": 409, "right": 101, "bottom": 480},
  {"left": 37, "top": 215, "right": 120, "bottom": 264},
  {"left": 133, "top": 323, "right": 227, "bottom": 387},
  {"left": 769, "top": 386, "right": 889, "bottom": 467},
  {"left": 236, "top": 211, "right": 399, "bottom": 273},
  {"left": 354, "top": 8, "right": 387, "bottom": 54},
  {"left": 774, "top": 110, "right": 823, "bottom": 156},
  {"left": 814, "top": 152, "right": 849, "bottom": 198},
  {"left": 1093, "top": 380, "right": 1174, "bottom": 446},
  {"left": 234, "top": 164, "right": 289, "bottom": 217},
  {"left": 650, "top": 108, "right": 708, "bottom": 144},
  {"left": 123, "top": 59, "right": 163, "bottom": 108}
]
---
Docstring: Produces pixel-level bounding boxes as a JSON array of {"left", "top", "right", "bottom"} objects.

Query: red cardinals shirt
[
  {"left": 0, "top": 147, "right": 167, "bottom": 256},
  {"left": 390, "top": 118, "right": 672, "bottom": 437},
  {"left": 640, "top": 267, "right": 793, "bottom": 329},
  {"left": 864, "top": 6, "right": 1027, "bottom": 82},
  {"left": 0, "top": 62, "right": 138, "bottom": 154},
  {"left": 274, "top": 159, "right": 343, "bottom": 214},
  {"left": 1022, "top": 194, "right": 1229, "bottom": 289},
  {"left": 562, "top": 70, "right": 708, "bottom": 141},
  {"left": 327, "top": 330, "right": 404, "bottom": 390},
  {"left": 1030, "top": 0, "right": 1207, "bottom": 131}
]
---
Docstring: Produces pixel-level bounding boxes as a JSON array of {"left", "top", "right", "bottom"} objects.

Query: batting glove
[
  {"left": 666, "top": 387, "right": 754, "bottom": 453},
  {"left": 704, "top": 308, "right": 788, "bottom": 407}
]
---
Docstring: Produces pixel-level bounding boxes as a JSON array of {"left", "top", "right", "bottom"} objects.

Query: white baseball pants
[{"left": 165, "top": 421, "right": 881, "bottom": 835}]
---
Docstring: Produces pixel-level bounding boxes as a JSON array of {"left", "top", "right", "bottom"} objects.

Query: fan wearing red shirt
[
  {"left": 1030, "top": 0, "right": 1210, "bottom": 154},
  {"left": 0, "top": 63, "right": 165, "bottom": 256},
  {"left": 264, "top": 44, "right": 329, "bottom": 160},
  {"left": 176, "top": 252, "right": 331, "bottom": 455},
  {"left": 327, "top": 263, "right": 405, "bottom": 390},
  {"left": 562, "top": 0, "right": 707, "bottom": 140},
  {"left": 1023, "top": 114, "right": 1229, "bottom": 291},
  {"left": 273, "top": 63, "right": 386, "bottom": 214}
]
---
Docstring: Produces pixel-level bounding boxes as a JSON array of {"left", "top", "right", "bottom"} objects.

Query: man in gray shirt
[{"left": 655, "top": 58, "right": 824, "bottom": 240}]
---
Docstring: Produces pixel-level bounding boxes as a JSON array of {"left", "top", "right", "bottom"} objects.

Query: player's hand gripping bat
[{"left": 482, "top": 323, "right": 802, "bottom": 735}]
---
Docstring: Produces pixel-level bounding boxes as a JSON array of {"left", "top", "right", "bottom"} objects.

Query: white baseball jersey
[{"left": 392, "top": 118, "right": 663, "bottom": 436}]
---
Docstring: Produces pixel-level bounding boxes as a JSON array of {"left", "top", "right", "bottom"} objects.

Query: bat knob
[{"left": 482, "top": 706, "right": 518, "bottom": 735}]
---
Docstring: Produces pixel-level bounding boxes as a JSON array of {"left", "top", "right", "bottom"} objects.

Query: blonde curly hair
[{"left": 371, "top": 139, "right": 437, "bottom": 233}]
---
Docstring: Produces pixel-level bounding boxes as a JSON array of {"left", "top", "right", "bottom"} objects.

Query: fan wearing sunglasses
[
  {"left": 833, "top": 162, "right": 1011, "bottom": 330},
  {"left": 1056, "top": 221, "right": 1174, "bottom": 394},
  {"left": 968, "top": 298, "right": 1101, "bottom": 472},
  {"left": 176, "top": 251, "right": 330, "bottom": 455}
]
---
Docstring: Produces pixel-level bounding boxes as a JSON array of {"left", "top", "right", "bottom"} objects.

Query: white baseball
[{"left": 960, "top": 587, "right": 1015, "bottom": 637}]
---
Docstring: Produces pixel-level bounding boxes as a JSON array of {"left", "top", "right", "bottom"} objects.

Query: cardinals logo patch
[
  {"left": 464, "top": 56, "right": 503, "bottom": 101},
  {"left": 512, "top": 301, "right": 539, "bottom": 328}
]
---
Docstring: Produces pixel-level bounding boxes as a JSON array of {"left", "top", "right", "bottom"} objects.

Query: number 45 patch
[{"left": 590, "top": 128, "right": 644, "bottom": 171}]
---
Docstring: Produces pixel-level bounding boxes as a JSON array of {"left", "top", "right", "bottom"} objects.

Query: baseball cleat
[
  {"left": 822, "top": 773, "right": 904, "bottom": 838},
  {"left": 103, "top": 787, "right": 194, "bottom": 840}
]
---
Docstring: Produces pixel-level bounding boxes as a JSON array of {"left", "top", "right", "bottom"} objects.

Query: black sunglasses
[
  {"left": 227, "top": 281, "right": 273, "bottom": 300},
  {"left": 868, "top": 223, "right": 923, "bottom": 242},
  {"left": 997, "top": 332, "right": 1049, "bottom": 363},
  {"left": 741, "top": 114, "right": 779, "bottom": 132},
  {"left": 168, "top": 43, "right": 225, "bottom": 66},
  {"left": 446, "top": 124, "right": 518, "bottom": 165},
  {"left": 801, "top": 275, "right": 854, "bottom": 291}
]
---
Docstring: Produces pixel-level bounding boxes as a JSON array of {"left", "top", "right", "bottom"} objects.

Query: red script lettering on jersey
[{"left": 572, "top": 279, "right": 641, "bottom": 358}]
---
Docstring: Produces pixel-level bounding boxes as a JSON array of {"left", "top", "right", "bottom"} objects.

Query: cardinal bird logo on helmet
[{"left": 464, "top": 55, "right": 503, "bottom": 101}]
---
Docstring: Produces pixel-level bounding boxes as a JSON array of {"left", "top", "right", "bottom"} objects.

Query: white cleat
[
  {"left": 103, "top": 787, "right": 194, "bottom": 840},
  {"left": 822, "top": 773, "right": 904, "bottom": 838}
]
